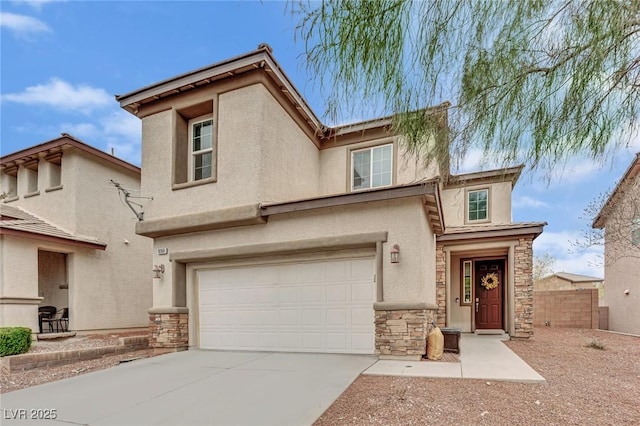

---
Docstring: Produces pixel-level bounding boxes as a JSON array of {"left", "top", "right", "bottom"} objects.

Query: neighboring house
[
  {"left": 116, "top": 44, "right": 545, "bottom": 357},
  {"left": 593, "top": 152, "right": 640, "bottom": 335},
  {"left": 535, "top": 272, "right": 604, "bottom": 299},
  {"left": 0, "top": 135, "right": 152, "bottom": 333}
]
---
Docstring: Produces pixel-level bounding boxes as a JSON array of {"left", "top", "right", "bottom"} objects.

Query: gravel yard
[{"left": 315, "top": 328, "right": 640, "bottom": 425}]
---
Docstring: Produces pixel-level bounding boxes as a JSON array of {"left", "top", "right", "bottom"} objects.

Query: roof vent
[{"left": 257, "top": 43, "right": 273, "bottom": 54}]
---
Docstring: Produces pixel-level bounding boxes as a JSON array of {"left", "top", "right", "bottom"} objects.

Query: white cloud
[
  {"left": 3, "top": 78, "right": 112, "bottom": 112},
  {"left": 101, "top": 111, "right": 140, "bottom": 139},
  {"left": 533, "top": 230, "right": 603, "bottom": 278},
  {"left": 513, "top": 195, "right": 549, "bottom": 209},
  {"left": 62, "top": 123, "right": 99, "bottom": 139},
  {"left": 454, "top": 148, "right": 505, "bottom": 173},
  {"left": 58, "top": 110, "right": 141, "bottom": 164},
  {"left": 0, "top": 12, "right": 51, "bottom": 37}
]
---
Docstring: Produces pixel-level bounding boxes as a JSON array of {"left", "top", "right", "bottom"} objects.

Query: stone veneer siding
[
  {"left": 435, "top": 243, "right": 447, "bottom": 327},
  {"left": 148, "top": 309, "right": 189, "bottom": 350},
  {"left": 374, "top": 303, "right": 437, "bottom": 357},
  {"left": 513, "top": 237, "right": 535, "bottom": 338}
]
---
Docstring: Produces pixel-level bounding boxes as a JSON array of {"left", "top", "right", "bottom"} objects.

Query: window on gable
[
  {"left": 467, "top": 189, "right": 489, "bottom": 222},
  {"left": 351, "top": 144, "right": 393, "bottom": 191},
  {"left": 191, "top": 118, "right": 214, "bottom": 181}
]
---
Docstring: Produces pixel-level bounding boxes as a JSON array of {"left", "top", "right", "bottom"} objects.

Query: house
[
  {"left": 593, "top": 152, "right": 640, "bottom": 335},
  {"left": 116, "top": 44, "right": 545, "bottom": 357},
  {"left": 0, "top": 135, "right": 152, "bottom": 334},
  {"left": 535, "top": 272, "right": 604, "bottom": 298}
]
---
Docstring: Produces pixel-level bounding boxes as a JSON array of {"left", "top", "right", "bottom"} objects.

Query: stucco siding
[
  {"left": 258, "top": 85, "right": 321, "bottom": 202},
  {"left": 151, "top": 198, "right": 435, "bottom": 308},
  {"left": 319, "top": 138, "right": 436, "bottom": 195},
  {"left": 448, "top": 254, "right": 472, "bottom": 331},
  {"left": 441, "top": 181, "right": 513, "bottom": 227},
  {"left": 602, "top": 177, "right": 640, "bottom": 334},
  {"left": 3, "top": 154, "right": 78, "bottom": 234}
]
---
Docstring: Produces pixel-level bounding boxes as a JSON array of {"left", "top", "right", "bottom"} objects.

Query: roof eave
[
  {"left": 437, "top": 223, "right": 546, "bottom": 242},
  {"left": 0, "top": 228, "right": 107, "bottom": 250}
]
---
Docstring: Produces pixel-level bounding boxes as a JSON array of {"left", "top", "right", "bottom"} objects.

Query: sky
[{"left": 1, "top": 0, "right": 639, "bottom": 278}]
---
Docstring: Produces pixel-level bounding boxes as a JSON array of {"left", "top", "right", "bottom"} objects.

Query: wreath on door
[{"left": 481, "top": 272, "right": 499, "bottom": 290}]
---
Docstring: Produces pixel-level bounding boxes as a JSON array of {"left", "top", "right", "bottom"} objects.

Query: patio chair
[
  {"left": 38, "top": 306, "right": 57, "bottom": 334},
  {"left": 41, "top": 307, "right": 68, "bottom": 333}
]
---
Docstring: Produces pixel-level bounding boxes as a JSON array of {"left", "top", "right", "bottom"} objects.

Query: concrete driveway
[{"left": 1, "top": 351, "right": 376, "bottom": 426}]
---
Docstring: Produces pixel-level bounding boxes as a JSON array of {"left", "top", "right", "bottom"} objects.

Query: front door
[{"left": 475, "top": 259, "right": 504, "bottom": 329}]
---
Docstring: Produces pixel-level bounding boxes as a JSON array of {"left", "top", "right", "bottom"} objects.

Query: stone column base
[
  {"left": 374, "top": 302, "right": 438, "bottom": 359},
  {"left": 148, "top": 307, "right": 189, "bottom": 350}
]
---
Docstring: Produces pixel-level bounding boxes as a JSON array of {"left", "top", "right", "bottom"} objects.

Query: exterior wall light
[
  {"left": 390, "top": 244, "right": 400, "bottom": 264},
  {"left": 153, "top": 264, "right": 165, "bottom": 279}
]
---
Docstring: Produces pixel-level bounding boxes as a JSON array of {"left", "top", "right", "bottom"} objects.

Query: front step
[{"left": 475, "top": 329, "right": 505, "bottom": 335}]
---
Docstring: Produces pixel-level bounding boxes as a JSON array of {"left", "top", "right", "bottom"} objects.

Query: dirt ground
[{"left": 314, "top": 328, "right": 640, "bottom": 425}]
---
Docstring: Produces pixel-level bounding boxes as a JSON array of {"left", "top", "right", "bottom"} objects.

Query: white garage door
[{"left": 198, "top": 258, "right": 375, "bottom": 354}]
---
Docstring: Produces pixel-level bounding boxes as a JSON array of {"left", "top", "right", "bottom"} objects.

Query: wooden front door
[{"left": 475, "top": 260, "right": 504, "bottom": 329}]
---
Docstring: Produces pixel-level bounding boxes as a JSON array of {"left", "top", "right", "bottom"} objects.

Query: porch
[
  {"left": 364, "top": 332, "right": 546, "bottom": 382},
  {"left": 435, "top": 222, "right": 546, "bottom": 338}
]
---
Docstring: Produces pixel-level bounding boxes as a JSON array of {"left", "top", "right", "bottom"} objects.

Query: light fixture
[
  {"left": 152, "top": 264, "right": 165, "bottom": 279},
  {"left": 390, "top": 244, "right": 400, "bottom": 263}
]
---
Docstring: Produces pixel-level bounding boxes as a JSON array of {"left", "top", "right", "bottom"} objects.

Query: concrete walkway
[{"left": 364, "top": 333, "right": 546, "bottom": 383}]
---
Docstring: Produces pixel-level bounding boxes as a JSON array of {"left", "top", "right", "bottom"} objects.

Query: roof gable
[
  {"left": 593, "top": 152, "right": 640, "bottom": 228},
  {"left": 1, "top": 134, "right": 140, "bottom": 175}
]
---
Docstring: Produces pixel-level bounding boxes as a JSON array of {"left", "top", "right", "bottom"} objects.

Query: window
[
  {"left": 190, "top": 118, "right": 214, "bottom": 181},
  {"left": 632, "top": 218, "right": 640, "bottom": 246},
  {"left": 351, "top": 144, "right": 393, "bottom": 191},
  {"left": 461, "top": 260, "right": 472, "bottom": 305},
  {"left": 467, "top": 189, "right": 489, "bottom": 222},
  {"left": 173, "top": 100, "right": 216, "bottom": 189}
]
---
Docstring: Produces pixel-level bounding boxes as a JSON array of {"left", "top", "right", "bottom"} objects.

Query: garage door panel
[
  {"left": 352, "top": 308, "right": 374, "bottom": 326},
  {"left": 302, "top": 309, "right": 324, "bottom": 326},
  {"left": 326, "top": 333, "right": 348, "bottom": 351},
  {"left": 351, "top": 258, "right": 376, "bottom": 279},
  {"left": 326, "top": 284, "right": 348, "bottom": 302},
  {"left": 352, "top": 281, "right": 376, "bottom": 302},
  {"left": 198, "top": 258, "right": 375, "bottom": 354},
  {"left": 301, "top": 286, "right": 324, "bottom": 303},
  {"left": 326, "top": 308, "right": 347, "bottom": 326}
]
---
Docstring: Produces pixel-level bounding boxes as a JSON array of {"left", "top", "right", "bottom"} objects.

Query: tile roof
[
  {"left": 0, "top": 205, "right": 106, "bottom": 248},
  {"left": 444, "top": 222, "right": 547, "bottom": 235}
]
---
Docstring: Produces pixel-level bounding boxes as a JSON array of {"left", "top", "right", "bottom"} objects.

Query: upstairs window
[
  {"left": 190, "top": 117, "right": 214, "bottom": 181},
  {"left": 467, "top": 189, "right": 489, "bottom": 222},
  {"left": 351, "top": 144, "right": 393, "bottom": 191},
  {"left": 172, "top": 100, "right": 216, "bottom": 189}
]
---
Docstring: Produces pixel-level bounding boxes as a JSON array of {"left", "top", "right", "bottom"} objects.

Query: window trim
[
  {"left": 461, "top": 259, "right": 473, "bottom": 306},
  {"left": 349, "top": 142, "right": 394, "bottom": 192},
  {"left": 465, "top": 187, "right": 490, "bottom": 223},
  {"left": 188, "top": 115, "right": 215, "bottom": 182}
]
